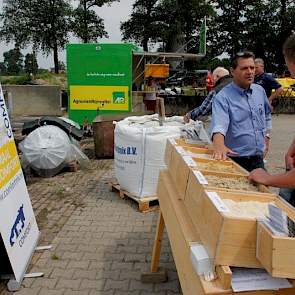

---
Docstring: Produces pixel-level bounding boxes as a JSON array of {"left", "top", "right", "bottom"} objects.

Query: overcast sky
[{"left": 0, "top": 0, "right": 135, "bottom": 69}]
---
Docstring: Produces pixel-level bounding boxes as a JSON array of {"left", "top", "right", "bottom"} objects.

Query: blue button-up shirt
[{"left": 210, "top": 82, "right": 272, "bottom": 157}]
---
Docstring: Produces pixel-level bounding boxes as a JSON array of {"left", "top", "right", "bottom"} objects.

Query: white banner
[{"left": 0, "top": 85, "right": 39, "bottom": 282}]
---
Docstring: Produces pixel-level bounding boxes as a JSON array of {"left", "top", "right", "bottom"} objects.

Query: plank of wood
[
  {"left": 110, "top": 182, "right": 158, "bottom": 212},
  {"left": 167, "top": 147, "right": 191, "bottom": 199},
  {"left": 151, "top": 211, "right": 165, "bottom": 273},
  {"left": 216, "top": 265, "right": 232, "bottom": 290},
  {"left": 141, "top": 268, "right": 167, "bottom": 283}
]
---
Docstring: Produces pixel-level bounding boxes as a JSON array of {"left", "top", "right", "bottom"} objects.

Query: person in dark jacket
[
  {"left": 184, "top": 67, "right": 232, "bottom": 122},
  {"left": 254, "top": 58, "right": 283, "bottom": 106}
]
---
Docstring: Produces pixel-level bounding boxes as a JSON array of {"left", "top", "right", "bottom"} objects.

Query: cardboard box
[{"left": 144, "top": 64, "right": 169, "bottom": 78}]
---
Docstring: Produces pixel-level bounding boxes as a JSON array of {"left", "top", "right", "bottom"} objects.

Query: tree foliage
[
  {"left": 3, "top": 48, "right": 23, "bottom": 75},
  {"left": 121, "top": 0, "right": 213, "bottom": 52},
  {"left": 71, "top": 0, "right": 118, "bottom": 43},
  {"left": 121, "top": 0, "right": 159, "bottom": 51},
  {"left": 71, "top": 4, "right": 108, "bottom": 43},
  {"left": 0, "top": 0, "right": 72, "bottom": 73},
  {"left": 208, "top": 0, "right": 295, "bottom": 73},
  {"left": 24, "top": 53, "right": 38, "bottom": 75}
]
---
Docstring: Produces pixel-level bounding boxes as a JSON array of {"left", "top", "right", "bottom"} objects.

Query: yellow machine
[{"left": 276, "top": 77, "right": 295, "bottom": 97}]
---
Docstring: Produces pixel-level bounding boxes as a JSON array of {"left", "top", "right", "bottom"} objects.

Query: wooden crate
[
  {"left": 110, "top": 182, "right": 158, "bottom": 213},
  {"left": 257, "top": 214, "right": 295, "bottom": 279},
  {"left": 185, "top": 169, "right": 270, "bottom": 199},
  {"left": 144, "top": 64, "right": 169, "bottom": 78},
  {"left": 166, "top": 144, "right": 250, "bottom": 199},
  {"left": 157, "top": 170, "right": 295, "bottom": 294},
  {"left": 164, "top": 137, "right": 208, "bottom": 166},
  {"left": 184, "top": 185, "right": 295, "bottom": 269}
]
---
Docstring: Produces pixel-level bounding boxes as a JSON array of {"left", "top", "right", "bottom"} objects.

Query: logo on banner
[
  {"left": 0, "top": 93, "right": 12, "bottom": 139},
  {"left": 113, "top": 92, "right": 125, "bottom": 104},
  {"left": 9, "top": 205, "right": 25, "bottom": 246}
]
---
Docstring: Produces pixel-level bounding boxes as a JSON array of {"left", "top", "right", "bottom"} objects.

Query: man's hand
[
  {"left": 263, "top": 136, "right": 270, "bottom": 158},
  {"left": 183, "top": 113, "right": 190, "bottom": 123},
  {"left": 213, "top": 145, "right": 237, "bottom": 160},
  {"left": 212, "top": 133, "right": 238, "bottom": 160},
  {"left": 248, "top": 168, "right": 270, "bottom": 185}
]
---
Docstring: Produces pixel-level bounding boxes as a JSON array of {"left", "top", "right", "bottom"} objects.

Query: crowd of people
[{"left": 183, "top": 34, "right": 295, "bottom": 205}]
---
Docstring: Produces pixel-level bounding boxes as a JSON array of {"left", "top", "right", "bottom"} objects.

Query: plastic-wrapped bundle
[{"left": 19, "top": 125, "right": 73, "bottom": 177}]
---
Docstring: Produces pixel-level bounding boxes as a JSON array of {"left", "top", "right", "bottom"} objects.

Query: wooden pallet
[{"left": 110, "top": 182, "right": 159, "bottom": 213}]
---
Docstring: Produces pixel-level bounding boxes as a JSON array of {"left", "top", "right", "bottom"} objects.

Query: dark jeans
[
  {"left": 279, "top": 187, "right": 295, "bottom": 204},
  {"left": 279, "top": 169, "right": 295, "bottom": 205},
  {"left": 230, "top": 155, "right": 265, "bottom": 172}
]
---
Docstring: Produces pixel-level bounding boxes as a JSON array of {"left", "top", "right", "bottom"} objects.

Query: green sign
[{"left": 67, "top": 43, "right": 136, "bottom": 125}]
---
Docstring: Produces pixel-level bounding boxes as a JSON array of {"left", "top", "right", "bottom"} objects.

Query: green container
[{"left": 67, "top": 43, "right": 137, "bottom": 125}]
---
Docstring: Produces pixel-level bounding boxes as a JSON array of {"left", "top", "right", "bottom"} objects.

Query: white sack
[{"left": 114, "top": 114, "right": 184, "bottom": 198}]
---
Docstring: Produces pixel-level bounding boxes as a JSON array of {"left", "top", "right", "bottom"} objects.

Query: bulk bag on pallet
[{"left": 114, "top": 114, "right": 186, "bottom": 198}]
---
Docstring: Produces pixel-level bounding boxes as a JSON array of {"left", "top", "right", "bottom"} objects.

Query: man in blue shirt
[
  {"left": 210, "top": 51, "right": 272, "bottom": 172},
  {"left": 254, "top": 58, "right": 283, "bottom": 105}
]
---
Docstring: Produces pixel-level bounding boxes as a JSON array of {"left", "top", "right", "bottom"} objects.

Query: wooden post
[
  {"left": 156, "top": 97, "right": 165, "bottom": 126},
  {"left": 141, "top": 210, "right": 167, "bottom": 283},
  {"left": 151, "top": 210, "right": 165, "bottom": 272}
]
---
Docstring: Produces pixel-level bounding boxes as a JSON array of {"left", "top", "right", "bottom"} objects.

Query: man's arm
[
  {"left": 249, "top": 168, "right": 295, "bottom": 188},
  {"left": 210, "top": 92, "right": 237, "bottom": 160},
  {"left": 269, "top": 87, "right": 283, "bottom": 103},
  {"left": 285, "top": 137, "right": 295, "bottom": 169},
  {"left": 267, "top": 75, "right": 283, "bottom": 103},
  {"left": 184, "top": 91, "right": 215, "bottom": 122},
  {"left": 264, "top": 92, "right": 272, "bottom": 158}
]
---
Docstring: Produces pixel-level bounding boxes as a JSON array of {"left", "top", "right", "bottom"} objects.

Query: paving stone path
[{"left": 0, "top": 145, "right": 181, "bottom": 294}]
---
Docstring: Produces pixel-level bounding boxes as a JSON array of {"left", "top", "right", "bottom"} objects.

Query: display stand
[
  {"left": 0, "top": 85, "right": 40, "bottom": 291},
  {"left": 149, "top": 170, "right": 295, "bottom": 294}
]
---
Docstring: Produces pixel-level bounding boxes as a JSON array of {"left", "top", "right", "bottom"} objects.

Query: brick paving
[
  {"left": 0, "top": 139, "right": 181, "bottom": 294},
  {"left": 3, "top": 114, "right": 294, "bottom": 294}
]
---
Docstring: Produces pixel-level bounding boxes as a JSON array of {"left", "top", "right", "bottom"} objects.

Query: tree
[
  {"left": 0, "top": 0, "right": 73, "bottom": 74},
  {"left": 121, "top": 0, "right": 159, "bottom": 51},
  {"left": 71, "top": 5, "right": 108, "bottom": 43},
  {"left": 0, "top": 63, "right": 7, "bottom": 75},
  {"left": 58, "top": 61, "right": 66, "bottom": 71},
  {"left": 24, "top": 53, "right": 38, "bottom": 75},
  {"left": 72, "top": 0, "right": 118, "bottom": 43},
  {"left": 208, "top": 0, "right": 248, "bottom": 58},
  {"left": 3, "top": 48, "right": 23, "bottom": 75},
  {"left": 121, "top": 0, "right": 214, "bottom": 53},
  {"left": 208, "top": 0, "right": 295, "bottom": 73}
]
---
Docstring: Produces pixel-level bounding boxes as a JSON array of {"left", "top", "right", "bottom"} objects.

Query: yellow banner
[
  {"left": 0, "top": 140, "right": 21, "bottom": 189},
  {"left": 70, "top": 85, "right": 129, "bottom": 111}
]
